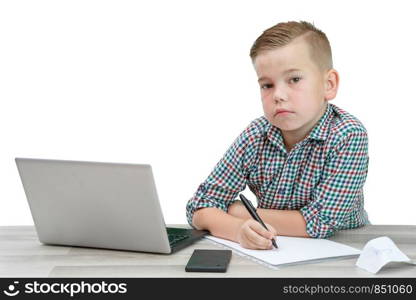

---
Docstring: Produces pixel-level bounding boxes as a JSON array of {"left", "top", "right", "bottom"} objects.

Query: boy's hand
[{"left": 236, "top": 219, "right": 277, "bottom": 250}]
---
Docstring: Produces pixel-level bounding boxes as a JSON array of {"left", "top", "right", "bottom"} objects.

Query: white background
[{"left": 1, "top": 0, "right": 415, "bottom": 226}]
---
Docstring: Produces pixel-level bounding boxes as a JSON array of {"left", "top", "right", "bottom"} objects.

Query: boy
[{"left": 186, "top": 21, "right": 370, "bottom": 250}]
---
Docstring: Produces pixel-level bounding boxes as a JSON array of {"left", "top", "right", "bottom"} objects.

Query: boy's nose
[
  {"left": 273, "top": 93, "right": 288, "bottom": 102},
  {"left": 272, "top": 86, "right": 288, "bottom": 102}
]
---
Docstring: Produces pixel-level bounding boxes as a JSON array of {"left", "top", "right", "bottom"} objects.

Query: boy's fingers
[
  {"left": 250, "top": 221, "right": 274, "bottom": 239},
  {"left": 245, "top": 232, "right": 271, "bottom": 249},
  {"left": 246, "top": 221, "right": 273, "bottom": 248},
  {"left": 246, "top": 229, "right": 271, "bottom": 248},
  {"left": 241, "top": 235, "right": 263, "bottom": 250},
  {"left": 265, "top": 223, "right": 277, "bottom": 237}
]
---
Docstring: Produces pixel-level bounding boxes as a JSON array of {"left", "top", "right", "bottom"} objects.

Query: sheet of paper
[
  {"left": 356, "top": 236, "right": 416, "bottom": 274},
  {"left": 205, "top": 235, "right": 361, "bottom": 268}
]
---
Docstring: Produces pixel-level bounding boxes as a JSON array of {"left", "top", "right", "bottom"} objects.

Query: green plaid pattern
[{"left": 186, "top": 103, "right": 370, "bottom": 238}]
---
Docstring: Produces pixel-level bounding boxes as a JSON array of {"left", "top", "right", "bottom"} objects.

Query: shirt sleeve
[
  {"left": 186, "top": 122, "right": 260, "bottom": 227},
  {"left": 299, "top": 129, "right": 369, "bottom": 238}
]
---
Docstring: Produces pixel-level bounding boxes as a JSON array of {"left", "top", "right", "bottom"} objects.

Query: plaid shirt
[{"left": 186, "top": 103, "right": 370, "bottom": 238}]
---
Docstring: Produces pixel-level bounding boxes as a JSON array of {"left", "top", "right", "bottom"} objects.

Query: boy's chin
[
  {"left": 275, "top": 125, "right": 299, "bottom": 132},
  {"left": 267, "top": 119, "right": 298, "bottom": 131}
]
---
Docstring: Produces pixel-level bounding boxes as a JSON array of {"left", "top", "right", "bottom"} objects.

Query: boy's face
[{"left": 253, "top": 37, "right": 337, "bottom": 145}]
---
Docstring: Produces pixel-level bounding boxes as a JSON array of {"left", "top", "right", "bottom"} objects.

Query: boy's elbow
[
  {"left": 303, "top": 217, "right": 336, "bottom": 239},
  {"left": 300, "top": 210, "right": 338, "bottom": 239},
  {"left": 310, "top": 230, "right": 334, "bottom": 239},
  {"left": 192, "top": 209, "right": 204, "bottom": 230},
  {"left": 306, "top": 224, "right": 335, "bottom": 239},
  {"left": 192, "top": 207, "right": 215, "bottom": 230}
]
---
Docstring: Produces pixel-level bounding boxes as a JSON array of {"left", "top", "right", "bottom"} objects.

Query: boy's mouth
[{"left": 274, "top": 109, "right": 294, "bottom": 116}]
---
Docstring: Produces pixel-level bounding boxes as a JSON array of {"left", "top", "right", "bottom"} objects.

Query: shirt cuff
[
  {"left": 300, "top": 202, "right": 337, "bottom": 239},
  {"left": 186, "top": 184, "right": 239, "bottom": 227}
]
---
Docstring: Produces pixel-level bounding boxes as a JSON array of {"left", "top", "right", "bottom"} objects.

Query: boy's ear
[{"left": 324, "top": 69, "right": 339, "bottom": 101}]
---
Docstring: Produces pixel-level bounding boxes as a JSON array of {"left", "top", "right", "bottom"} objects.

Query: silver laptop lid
[{"left": 15, "top": 158, "right": 172, "bottom": 254}]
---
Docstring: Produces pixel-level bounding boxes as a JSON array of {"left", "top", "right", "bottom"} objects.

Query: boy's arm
[
  {"left": 227, "top": 202, "right": 309, "bottom": 237},
  {"left": 192, "top": 207, "right": 245, "bottom": 242},
  {"left": 258, "top": 209, "right": 309, "bottom": 237},
  {"left": 298, "top": 129, "right": 369, "bottom": 238},
  {"left": 186, "top": 120, "right": 261, "bottom": 230},
  {"left": 193, "top": 206, "right": 277, "bottom": 249}
]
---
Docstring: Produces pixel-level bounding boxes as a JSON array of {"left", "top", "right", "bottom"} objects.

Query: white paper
[
  {"left": 356, "top": 236, "right": 416, "bottom": 274},
  {"left": 205, "top": 235, "right": 361, "bottom": 269}
]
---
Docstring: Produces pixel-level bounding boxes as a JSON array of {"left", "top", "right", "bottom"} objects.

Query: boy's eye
[
  {"left": 261, "top": 84, "right": 273, "bottom": 90},
  {"left": 289, "top": 76, "right": 301, "bottom": 84}
]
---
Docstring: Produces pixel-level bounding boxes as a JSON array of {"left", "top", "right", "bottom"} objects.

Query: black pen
[{"left": 239, "top": 193, "right": 278, "bottom": 249}]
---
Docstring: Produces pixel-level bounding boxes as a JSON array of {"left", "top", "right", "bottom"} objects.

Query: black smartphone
[{"left": 185, "top": 249, "right": 232, "bottom": 273}]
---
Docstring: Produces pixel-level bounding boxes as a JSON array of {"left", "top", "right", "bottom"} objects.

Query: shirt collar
[
  {"left": 307, "top": 102, "right": 332, "bottom": 141},
  {"left": 266, "top": 102, "right": 333, "bottom": 151}
]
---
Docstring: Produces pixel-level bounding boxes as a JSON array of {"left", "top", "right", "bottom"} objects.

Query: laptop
[{"left": 15, "top": 158, "right": 207, "bottom": 254}]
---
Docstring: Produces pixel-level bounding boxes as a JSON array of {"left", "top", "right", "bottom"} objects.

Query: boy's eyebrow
[{"left": 257, "top": 68, "right": 302, "bottom": 82}]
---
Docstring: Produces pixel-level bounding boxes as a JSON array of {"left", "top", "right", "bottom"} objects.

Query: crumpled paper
[{"left": 356, "top": 236, "right": 416, "bottom": 274}]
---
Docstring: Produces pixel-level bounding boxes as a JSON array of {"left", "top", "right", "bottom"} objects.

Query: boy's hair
[{"left": 250, "top": 21, "right": 333, "bottom": 72}]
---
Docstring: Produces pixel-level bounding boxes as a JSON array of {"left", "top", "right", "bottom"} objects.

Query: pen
[{"left": 239, "top": 193, "right": 278, "bottom": 249}]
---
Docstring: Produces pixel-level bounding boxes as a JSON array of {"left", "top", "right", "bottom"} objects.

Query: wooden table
[{"left": 1, "top": 225, "right": 415, "bottom": 277}]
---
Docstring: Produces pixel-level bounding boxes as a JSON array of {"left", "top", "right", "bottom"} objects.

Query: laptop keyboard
[{"left": 168, "top": 233, "right": 189, "bottom": 246}]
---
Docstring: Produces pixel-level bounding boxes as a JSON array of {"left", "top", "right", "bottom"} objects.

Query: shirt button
[{"left": 278, "top": 188, "right": 286, "bottom": 195}]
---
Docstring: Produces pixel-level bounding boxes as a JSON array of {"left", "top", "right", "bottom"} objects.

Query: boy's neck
[{"left": 282, "top": 135, "right": 299, "bottom": 153}]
